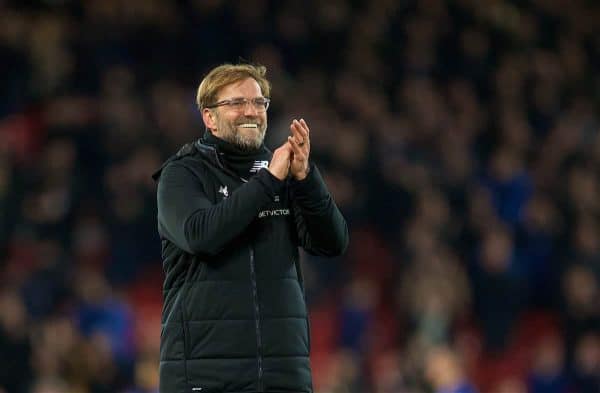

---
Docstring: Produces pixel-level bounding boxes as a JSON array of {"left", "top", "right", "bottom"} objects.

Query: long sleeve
[
  {"left": 157, "top": 162, "right": 283, "bottom": 256},
  {"left": 290, "top": 164, "right": 349, "bottom": 256}
]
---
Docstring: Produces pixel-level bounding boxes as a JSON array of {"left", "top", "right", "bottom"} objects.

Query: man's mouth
[{"left": 238, "top": 123, "right": 259, "bottom": 129}]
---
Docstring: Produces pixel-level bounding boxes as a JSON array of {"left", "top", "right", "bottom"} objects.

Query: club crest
[{"left": 218, "top": 185, "right": 229, "bottom": 198}]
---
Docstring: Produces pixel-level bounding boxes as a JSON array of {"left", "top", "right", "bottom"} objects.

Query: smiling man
[
  {"left": 201, "top": 76, "right": 268, "bottom": 151},
  {"left": 152, "top": 63, "right": 349, "bottom": 393}
]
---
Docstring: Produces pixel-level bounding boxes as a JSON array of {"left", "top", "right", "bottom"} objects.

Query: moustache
[{"left": 235, "top": 118, "right": 263, "bottom": 126}]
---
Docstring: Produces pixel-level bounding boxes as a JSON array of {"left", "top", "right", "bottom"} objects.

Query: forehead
[{"left": 217, "top": 77, "right": 263, "bottom": 100}]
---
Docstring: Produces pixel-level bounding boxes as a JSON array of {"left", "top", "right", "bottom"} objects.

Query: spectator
[
  {"left": 570, "top": 332, "right": 600, "bottom": 393},
  {"left": 0, "top": 289, "right": 32, "bottom": 393},
  {"left": 425, "top": 346, "right": 478, "bottom": 393},
  {"left": 527, "top": 334, "right": 570, "bottom": 393}
]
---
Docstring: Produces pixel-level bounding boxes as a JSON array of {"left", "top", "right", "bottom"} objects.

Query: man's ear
[{"left": 202, "top": 108, "right": 217, "bottom": 132}]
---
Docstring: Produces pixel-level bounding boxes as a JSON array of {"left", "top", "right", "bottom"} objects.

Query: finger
[
  {"left": 300, "top": 118, "right": 310, "bottom": 135},
  {"left": 277, "top": 141, "right": 290, "bottom": 152},
  {"left": 282, "top": 141, "right": 293, "bottom": 155},
  {"left": 293, "top": 119, "right": 307, "bottom": 138},
  {"left": 297, "top": 119, "right": 310, "bottom": 146},
  {"left": 298, "top": 120, "right": 310, "bottom": 146},
  {"left": 288, "top": 136, "right": 306, "bottom": 161},
  {"left": 276, "top": 142, "right": 292, "bottom": 160},
  {"left": 290, "top": 120, "right": 305, "bottom": 145},
  {"left": 287, "top": 135, "right": 302, "bottom": 155}
]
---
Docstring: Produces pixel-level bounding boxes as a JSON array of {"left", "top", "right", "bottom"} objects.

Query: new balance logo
[{"left": 250, "top": 160, "right": 269, "bottom": 173}]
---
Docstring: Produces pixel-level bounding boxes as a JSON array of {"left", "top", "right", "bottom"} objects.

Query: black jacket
[{"left": 153, "top": 138, "right": 348, "bottom": 393}]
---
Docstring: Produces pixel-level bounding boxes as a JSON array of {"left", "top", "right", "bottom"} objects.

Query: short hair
[{"left": 196, "top": 63, "right": 271, "bottom": 110}]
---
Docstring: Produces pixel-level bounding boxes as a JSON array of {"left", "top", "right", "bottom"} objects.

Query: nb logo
[{"left": 250, "top": 160, "right": 269, "bottom": 173}]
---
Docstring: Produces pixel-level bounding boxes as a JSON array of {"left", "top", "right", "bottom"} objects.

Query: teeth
[{"left": 238, "top": 123, "right": 258, "bottom": 128}]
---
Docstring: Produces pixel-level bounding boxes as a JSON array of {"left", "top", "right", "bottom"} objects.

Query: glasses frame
[{"left": 205, "top": 97, "right": 271, "bottom": 112}]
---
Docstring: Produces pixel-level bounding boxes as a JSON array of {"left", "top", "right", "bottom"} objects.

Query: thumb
[{"left": 279, "top": 142, "right": 292, "bottom": 155}]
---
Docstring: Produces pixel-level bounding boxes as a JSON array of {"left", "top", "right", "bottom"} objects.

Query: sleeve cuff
[
  {"left": 255, "top": 168, "right": 286, "bottom": 200},
  {"left": 290, "top": 163, "right": 329, "bottom": 200}
]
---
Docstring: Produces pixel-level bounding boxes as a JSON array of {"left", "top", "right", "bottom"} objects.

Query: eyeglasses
[{"left": 206, "top": 97, "right": 270, "bottom": 112}]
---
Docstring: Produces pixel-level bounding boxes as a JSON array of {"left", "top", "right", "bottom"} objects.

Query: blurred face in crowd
[
  {"left": 203, "top": 77, "right": 268, "bottom": 151},
  {"left": 425, "top": 346, "right": 463, "bottom": 390}
]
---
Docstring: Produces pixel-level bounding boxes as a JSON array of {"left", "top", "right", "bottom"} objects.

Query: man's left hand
[{"left": 288, "top": 118, "right": 310, "bottom": 181}]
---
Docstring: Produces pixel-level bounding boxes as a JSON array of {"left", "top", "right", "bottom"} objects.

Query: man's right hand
[{"left": 268, "top": 142, "right": 292, "bottom": 180}]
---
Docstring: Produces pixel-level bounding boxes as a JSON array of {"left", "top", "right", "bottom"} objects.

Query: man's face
[{"left": 206, "top": 77, "right": 268, "bottom": 151}]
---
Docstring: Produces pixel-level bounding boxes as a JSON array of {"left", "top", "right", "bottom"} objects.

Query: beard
[{"left": 215, "top": 114, "right": 267, "bottom": 151}]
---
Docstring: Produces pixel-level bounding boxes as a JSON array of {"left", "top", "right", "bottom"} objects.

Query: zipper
[
  {"left": 249, "top": 245, "right": 264, "bottom": 391},
  {"left": 199, "top": 140, "right": 266, "bottom": 389}
]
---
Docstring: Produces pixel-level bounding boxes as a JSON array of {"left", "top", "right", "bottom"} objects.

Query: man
[{"left": 152, "top": 63, "right": 348, "bottom": 393}]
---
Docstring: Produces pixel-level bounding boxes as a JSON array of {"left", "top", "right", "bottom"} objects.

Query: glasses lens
[
  {"left": 229, "top": 99, "right": 246, "bottom": 111},
  {"left": 253, "top": 98, "right": 269, "bottom": 111}
]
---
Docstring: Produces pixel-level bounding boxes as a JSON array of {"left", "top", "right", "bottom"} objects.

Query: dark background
[{"left": 0, "top": 0, "right": 599, "bottom": 392}]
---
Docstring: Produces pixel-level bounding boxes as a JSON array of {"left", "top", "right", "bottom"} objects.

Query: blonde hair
[{"left": 196, "top": 63, "right": 271, "bottom": 110}]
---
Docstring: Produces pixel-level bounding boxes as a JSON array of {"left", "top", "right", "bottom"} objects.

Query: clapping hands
[{"left": 268, "top": 118, "right": 311, "bottom": 181}]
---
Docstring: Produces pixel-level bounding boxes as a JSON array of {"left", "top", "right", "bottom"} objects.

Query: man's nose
[{"left": 243, "top": 101, "right": 259, "bottom": 116}]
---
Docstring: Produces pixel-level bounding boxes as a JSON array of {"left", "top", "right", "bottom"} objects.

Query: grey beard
[
  {"left": 213, "top": 113, "right": 266, "bottom": 151},
  {"left": 230, "top": 131, "right": 264, "bottom": 151},
  {"left": 218, "top": 123, "right": 266, "bottom": 151}
]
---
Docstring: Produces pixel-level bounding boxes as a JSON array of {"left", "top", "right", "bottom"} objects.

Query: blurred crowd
[{"left": 1, "top": 0, "right": 599, "bottom": 392}]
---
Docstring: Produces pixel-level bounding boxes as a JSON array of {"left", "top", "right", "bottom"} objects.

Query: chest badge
[{"left": 218, "top": 185, "right": 229, "bottom": 198}]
